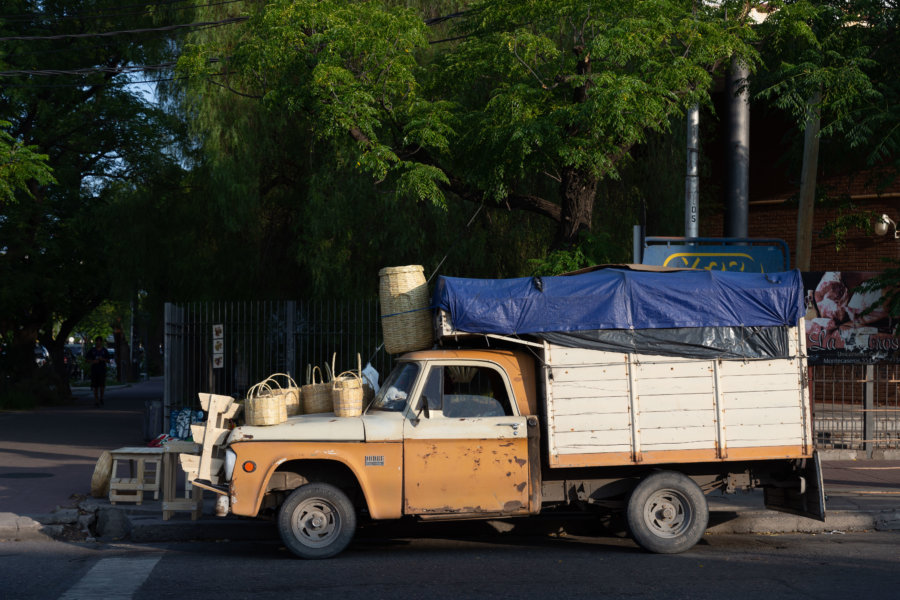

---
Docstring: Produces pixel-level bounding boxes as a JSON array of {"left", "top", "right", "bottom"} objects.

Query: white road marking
[{"left": 58, "top": 556, "right": 162, "bottom": 600}]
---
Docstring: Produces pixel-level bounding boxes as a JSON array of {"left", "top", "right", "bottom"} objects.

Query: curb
[
  {"left": 709, "top": 509, "right": 900, "bottom": 534},
  {"left": 5, "top": 507, "right": 898, "bottom": 544},
  {"left": 0, "top": 513, "right": 54, "bottom": 542}
]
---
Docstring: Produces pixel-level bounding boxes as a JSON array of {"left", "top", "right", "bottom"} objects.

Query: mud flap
[{"left": 764, "top": 450, "right": 826, "bottom": 521}]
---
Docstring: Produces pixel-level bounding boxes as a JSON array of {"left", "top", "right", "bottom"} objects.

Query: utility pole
[
  {"left": 685, "top": 104, "right": 700, "bottom": 238},
  {"left": 725, "top": 58, "right": 750, "bottom": 238}
]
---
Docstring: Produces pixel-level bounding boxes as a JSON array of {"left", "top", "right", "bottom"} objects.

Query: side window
[
  {"left": 441, "top": 365, "right": 513, "bottom": 418},
  {"left": 419, "top": 367, "right": 443, "bottom": 411}
]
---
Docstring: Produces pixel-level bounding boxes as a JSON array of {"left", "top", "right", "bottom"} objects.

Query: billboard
[{"left": 803, "top": 271, "right": 899, "bottom": 364}]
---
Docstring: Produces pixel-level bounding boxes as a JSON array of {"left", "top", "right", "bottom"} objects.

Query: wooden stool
[
  {"left": 108, "top": 447, "right": 164, "bottom": 505},
  {"left": 161, "top": 441, "right": 204, "bottom": 520}
]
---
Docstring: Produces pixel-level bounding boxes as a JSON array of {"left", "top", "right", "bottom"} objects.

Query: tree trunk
[
  {"left": 555, "top": 166, "right": 598, "bottom": 248},
  {"left": 795, "top": 91, "right": 822, "bottom": 271}
]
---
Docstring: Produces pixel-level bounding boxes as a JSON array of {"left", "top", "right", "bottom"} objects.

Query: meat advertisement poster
[{"left": 803, "top": 272, "right": 899, "bottom": 365}]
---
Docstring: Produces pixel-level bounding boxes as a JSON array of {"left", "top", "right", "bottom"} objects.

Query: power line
[
  {"left": 0, "top": 16, "right": 247, "bottom": 41},
  {"left": 0, "top": 0, "right": 245, "bottom": 22},
  {"left": 0, "top": 74, "right": 226, "bottom": 89}
]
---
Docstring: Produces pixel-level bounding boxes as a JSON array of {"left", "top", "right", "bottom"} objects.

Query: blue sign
[{"left": 642, "top": 238, "right": 789, "bottom": 273}]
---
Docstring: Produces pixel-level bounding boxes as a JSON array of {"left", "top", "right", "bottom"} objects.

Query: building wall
[{"left": 702, "top": 197, "right": 900, "bottom": 271}]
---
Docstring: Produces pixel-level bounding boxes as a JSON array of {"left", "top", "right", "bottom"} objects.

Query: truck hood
[{"left": 227, "top": 413, "right": 365, "bottom": 443}]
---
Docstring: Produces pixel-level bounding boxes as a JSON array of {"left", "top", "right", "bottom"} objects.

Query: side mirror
[{"left": 412, "top": 397, "right": 431, "bottom": 424}]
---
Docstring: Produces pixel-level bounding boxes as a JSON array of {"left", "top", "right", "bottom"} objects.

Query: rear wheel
[
  {"left": 626, "top": 471, "right": 708, "bottom": 554},
  {"left": 278, "top": 483, "right": 357, "bottom": 559}
]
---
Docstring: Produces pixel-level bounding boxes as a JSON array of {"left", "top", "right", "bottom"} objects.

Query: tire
[
  {"left": 626, "top": 471, "right": 708, "bottom": 554},
  {"left": 278, "top": 483, "right": 357, "bottom": 559}
]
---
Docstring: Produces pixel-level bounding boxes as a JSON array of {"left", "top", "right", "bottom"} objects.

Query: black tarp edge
[{"left": 538, "top": 326, "right": 791, "bottom": 360}]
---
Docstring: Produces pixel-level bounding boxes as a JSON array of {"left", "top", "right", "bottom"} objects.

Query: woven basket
[
  {"left": 265, "top": 372, "right": 302, "bottom": 416},
  {"left": 90, "top": 450, "right": 112, "bottom": 498},
  {"left": 245, "top": 380, "right": 288, "bottom": 426},
  {"left": 302, "top": 366, "right": 333, "bottom": 414},
  {"left": 379, "top": 265, "right": 434, "bottom": 354},
  {"left": 333, "top": 371, "right": 364, "bottom": 417}
]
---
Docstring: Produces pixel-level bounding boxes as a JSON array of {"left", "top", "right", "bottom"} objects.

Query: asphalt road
[{"left": 2, "top": 531, "right": 899, "bottom": 600}]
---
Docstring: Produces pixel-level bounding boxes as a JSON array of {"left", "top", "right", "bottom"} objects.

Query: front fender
[{"left": 228, "top": 441, "right": 403, "bottom": 519}]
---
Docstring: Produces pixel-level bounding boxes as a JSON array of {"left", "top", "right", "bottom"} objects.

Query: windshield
[{"left": 368, "top": 362, "right": 420, "bottom": 412}]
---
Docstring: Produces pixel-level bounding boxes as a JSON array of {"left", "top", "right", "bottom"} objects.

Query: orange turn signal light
[{"left": 242, "top": 461, "right": 256, "bottom": 473}]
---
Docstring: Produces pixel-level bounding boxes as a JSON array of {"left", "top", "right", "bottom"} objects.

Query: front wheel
[
  {"left": 278, "top": 483, "right": 357, "bottom": 559},
  {"left": 626, "top": 471, "right": 708, "bottom": 554}
]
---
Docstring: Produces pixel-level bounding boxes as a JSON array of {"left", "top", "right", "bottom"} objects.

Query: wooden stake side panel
[{"left": 545, "top": 341, "right": 808, "bottom": 465}]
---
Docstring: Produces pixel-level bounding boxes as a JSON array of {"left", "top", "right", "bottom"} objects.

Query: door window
[{"left": 419, "top": 365, "right": 514, "bottom": 418}]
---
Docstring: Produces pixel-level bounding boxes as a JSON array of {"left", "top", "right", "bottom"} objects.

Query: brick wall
[{"left": 701, "top": 197, "right": 900, "bottom": 271}]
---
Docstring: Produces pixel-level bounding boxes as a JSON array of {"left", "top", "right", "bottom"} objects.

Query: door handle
[{"left": 497, "top": 422, "right": 520, "bottom": 435}]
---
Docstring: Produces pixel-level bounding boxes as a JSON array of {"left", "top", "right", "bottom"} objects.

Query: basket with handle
[
  {"left": 332, "top": 370, "right": 364, "bottom": 418},
  {"left": 379, "top": 265, "right": 434, "bottom": 354},
  {"left": 264, "top": 372, "right": 302, "bottom": 416},
  {"left": 245, "top": 379, "right": 288, "bottom": 426},
  {"left": 302, "top": 365, "right": 333, "bottom": 414}
]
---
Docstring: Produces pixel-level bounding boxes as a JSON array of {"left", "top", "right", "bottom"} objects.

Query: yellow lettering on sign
[{"left": 661, "top": 252, "right": 761, "bottom": 272}]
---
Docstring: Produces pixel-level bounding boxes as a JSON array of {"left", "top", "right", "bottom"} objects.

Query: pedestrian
[{"left": 86, "top": 336, "right": 110, "bottom": 407}]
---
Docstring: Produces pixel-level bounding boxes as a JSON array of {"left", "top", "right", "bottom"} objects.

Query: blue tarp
[{"left": 434, "top": 268, "right": 804, "bottom": 335}]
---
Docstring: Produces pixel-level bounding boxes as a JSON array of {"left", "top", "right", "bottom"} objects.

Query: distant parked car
[
  {"left": 62, "top": 347, "right": 81, "bottom": 380},
  {"left": 34, "top": 344, "right": 50, "bottom": 367}
]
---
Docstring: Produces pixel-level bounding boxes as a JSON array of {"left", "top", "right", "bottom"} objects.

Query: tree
[
  {"left": 179, "top": 0, "right": 755, "bottom": 253},
  {"left": 0, "top": 1, "right": 189, "bottom": 397},
  {"left": 755, "top": 0, "right": 898, "bottom": 268},
  {"left": 0, "top": 120, "right": 54, "bottom": 203}
]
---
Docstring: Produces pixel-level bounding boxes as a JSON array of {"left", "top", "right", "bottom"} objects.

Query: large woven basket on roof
[
  {"left": 332, "top": 371, "right": 364, "bottom": 418},
  {"left": 302, "top": 366, "right": 333, "bottom": 414},
  {"left": 379, "top": 265, "right": 434, "bottom": 355}
]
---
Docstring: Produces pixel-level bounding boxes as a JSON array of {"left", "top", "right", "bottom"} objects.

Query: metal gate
[
  {"left": 811, "top": 363, "right": 900, "bottom": 455},
  {"left": 164, "top": 300, "right": 393, "bottom": 420}
]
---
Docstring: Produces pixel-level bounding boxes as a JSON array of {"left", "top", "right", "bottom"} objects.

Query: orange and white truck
[{"left": 183, "top": 267, "right": 825, "bottom": 558}]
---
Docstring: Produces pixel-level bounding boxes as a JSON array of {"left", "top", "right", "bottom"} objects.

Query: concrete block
[
  {"left": 96, "top": 508, "right": 132, "bottom": 540},
  {"left": 43, "top": 508, "right": 79, "bottom": 525},
  {"left": 875, "top": 511, "right": 900, "bottom": 531},
  {"left": 77, "top": 513, "right": 97, "bottom": 531},
  {"left": 78, "top": 499, "right": 101, "bottom": 513},
  {"left": 40, "top": 524, "right": 65, "bottom": 538}
]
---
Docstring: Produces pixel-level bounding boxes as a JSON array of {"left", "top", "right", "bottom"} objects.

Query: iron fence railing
[
  {"left": 164, "top": 300, "right": 393, "bottom": 420},
  {"left": 810, "top": 363, "right": 900, "bottom": 454},
  {"left": 165, "top": 301, "right": 900, "bottom": 454}
]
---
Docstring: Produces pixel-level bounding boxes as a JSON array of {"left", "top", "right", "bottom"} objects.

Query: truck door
[{"left": 403, "top": 362, "right": 531, "bottom": 516}]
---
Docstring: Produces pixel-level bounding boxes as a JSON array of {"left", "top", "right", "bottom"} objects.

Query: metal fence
[
  {"left": 164, "top": 300, "right": 393, "bottom": 420},
  {"left": 165, "top": 301, "right": 900, "bottom": 454},
  {"left": 811, "top": 363, "right": 900, "bottom": 455}
]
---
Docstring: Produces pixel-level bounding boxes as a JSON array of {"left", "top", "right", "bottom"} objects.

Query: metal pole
[
  {"left": 864, "top": 364, "right": 874, "bottom": 458},
  {"left": 725, "top": 58, "right": 750, "bottom": 238},
  {"left": 685, "top": 103, "right": 700, "bottom": 238}
]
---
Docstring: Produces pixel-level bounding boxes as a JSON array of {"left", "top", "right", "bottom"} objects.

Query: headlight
[{"left": 224, "top": 448, "right": 237, "bottom": 481}]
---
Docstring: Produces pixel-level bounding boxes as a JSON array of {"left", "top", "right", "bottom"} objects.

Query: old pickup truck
[{"left": 183, "top": 266, "right": 825, "bottom": 558}]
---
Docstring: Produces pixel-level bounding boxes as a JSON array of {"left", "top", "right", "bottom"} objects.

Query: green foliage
[
  {"left": 0, "top": 1, "right": 189, "bottom": 386},
  {"left": 818, "top": 202, "right": 877, "bottom": 251},
  {"left": 528, "top": 231, "right": 621, "bottom": 276},
  {"left": 0, "top": 121, "right": 55, "bottom": 203},
  {"left": 756, "top": 0, "right": 898, "bottom": 169},
  {"left": 178, "top": 0, "right": 754, "bottom": 252}
]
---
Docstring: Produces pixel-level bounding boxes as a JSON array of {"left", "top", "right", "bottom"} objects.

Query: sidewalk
[{"left": 1, "top": 379, "right": 898, "bottom": 543}]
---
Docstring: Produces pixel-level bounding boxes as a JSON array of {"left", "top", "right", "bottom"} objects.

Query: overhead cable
[
  {"left": 0, "top": 16, "right": 247, "bottom": 41},
  {"left": 0, "top": 0, "right": 243, "bottom": 22}
]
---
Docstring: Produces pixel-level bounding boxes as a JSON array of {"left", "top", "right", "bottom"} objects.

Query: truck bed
[{"left": 543, "top": 325, "right": 811, "bottom": 468}]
